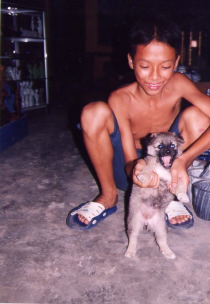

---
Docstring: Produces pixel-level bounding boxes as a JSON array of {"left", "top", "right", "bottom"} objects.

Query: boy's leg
[
  {"left": 168, "top": 106, "right": 209, "bottom": 226},
  {"left": 110, "top": 114, "right": 131, "bottom": 191},
  {"left": 178, "top": 106, "right": 209, "bottom": 150},
  {"left": 78, "top": 101, "right": 119, "bottom": 224}
]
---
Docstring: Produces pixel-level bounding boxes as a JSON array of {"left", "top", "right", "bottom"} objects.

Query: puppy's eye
[
  {"left": 157, "top": 144, "right": 163, "bottom": 149},
  {"left": 170, "top": 144, "right": 175, "bottom": 148}
]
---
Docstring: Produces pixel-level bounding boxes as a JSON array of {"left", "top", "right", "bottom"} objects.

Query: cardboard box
[{"left": 0, "top": 115, "right": 28, "bottom": 152}]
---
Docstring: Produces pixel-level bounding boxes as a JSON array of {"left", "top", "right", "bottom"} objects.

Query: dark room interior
[
  {"left": 0, "top": 1, "right": 210, "bottom": 303},
  {"left": 1, "top": 0, "right": 210, "bottom": 121}
]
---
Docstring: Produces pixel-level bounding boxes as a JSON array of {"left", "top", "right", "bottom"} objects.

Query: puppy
[{"left": 125, "top": 132, "right": 189, "bottom": 259}]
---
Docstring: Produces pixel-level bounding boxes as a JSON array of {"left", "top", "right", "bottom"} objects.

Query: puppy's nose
[{"left": 163, "top": 148, "right": 171, "bottom": 155}]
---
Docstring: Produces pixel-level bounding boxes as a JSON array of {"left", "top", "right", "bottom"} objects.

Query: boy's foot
[
  {"left": 66, "top": 199, "right": 194, "bottom": 230},
  {"left": 66, "top": 196, "right": 118, "bottom": 230},
  {"left": 166, "top": 200, "right": 194, "bottom": 229}
]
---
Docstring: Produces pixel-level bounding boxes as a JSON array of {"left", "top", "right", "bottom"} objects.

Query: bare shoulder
[
  {"left": 172, "top": 73, "right": 210, "bottom": 114},
  {"left": 108, "top": 82, "right": 136, "bottom": 111},
  {"left": 172, "top": 72, "right": 200, "bottom": 93}
]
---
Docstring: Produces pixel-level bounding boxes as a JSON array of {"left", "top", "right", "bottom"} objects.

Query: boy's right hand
[{"left": 133, "top": 159, "right": 160, "bottom": 188}]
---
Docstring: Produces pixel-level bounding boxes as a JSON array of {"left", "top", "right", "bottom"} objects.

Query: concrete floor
[{"left": 1, "top": 106, "right": 210, "bottom": 304}]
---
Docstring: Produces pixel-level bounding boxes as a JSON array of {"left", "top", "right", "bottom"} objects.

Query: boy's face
[{"left": 128, "top": 40, "right": 180, "bottom": 96}]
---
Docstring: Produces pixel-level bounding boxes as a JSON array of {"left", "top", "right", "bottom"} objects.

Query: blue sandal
[
  {"left": 66, "top": 201, "right": 117, "bottom": 230},
  {"left": 166, "top": 201, "right": 194, "bottom": 229}
]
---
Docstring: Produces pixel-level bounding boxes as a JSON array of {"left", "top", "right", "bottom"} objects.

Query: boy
[{"left": 67, "top": 16, "right": 210, "bottom": 230}]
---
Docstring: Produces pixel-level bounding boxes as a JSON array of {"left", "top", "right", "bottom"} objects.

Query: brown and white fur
[{"left": 125, "top": 132, "right": 189, "bottom": 259}]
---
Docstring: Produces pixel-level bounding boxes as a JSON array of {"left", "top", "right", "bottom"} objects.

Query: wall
[{"left": 85, "top": 0, "right": 112, "bottom": 80}]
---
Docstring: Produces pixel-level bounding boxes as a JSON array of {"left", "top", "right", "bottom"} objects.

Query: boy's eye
[
  {"left": 162, "top": 66, "right": 171, "bottom": 69},
  {"left": 140, "top": 65, "right": 149, "bottom": 69}
]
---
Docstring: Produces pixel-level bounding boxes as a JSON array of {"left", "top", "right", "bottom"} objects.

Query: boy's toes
[
  {"left": 78, "top": 214, "right": 89, "bottom": 225},
  {"left": 169, "top": 215, "right": 190, "bottom": 224}
]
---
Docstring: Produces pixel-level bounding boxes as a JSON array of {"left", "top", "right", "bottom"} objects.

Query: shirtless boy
[{"left": 67, "top": 16, "right": 210, "bottom": 230}]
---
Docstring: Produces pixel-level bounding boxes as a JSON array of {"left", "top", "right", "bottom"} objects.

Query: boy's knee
[
  {"left": 181, "top": 106, "right": 209, "bottom": 128},
  {"left": 179, "top": 106, "right": 209, "bottom": 145},
  {"left": 81, "top": 101, "right": 113, "bottom": 132}
]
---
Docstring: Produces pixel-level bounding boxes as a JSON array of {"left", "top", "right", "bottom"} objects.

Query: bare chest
[{"left": 129, "top": 102, "right": 180, "bottom": 141}]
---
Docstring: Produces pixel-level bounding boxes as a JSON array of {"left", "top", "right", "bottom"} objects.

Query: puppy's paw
[
  {"left": 176, "top": 192, "right": 190, "bottom": 203},
  {"left": 125, "top": 249, "right": 136, "bottom": 258},
  {"left": 162, "top": 250, "right": 176, "bottom": 259},
  {"left": 159, "top": 243, "right": 176, "bottom": 259}
]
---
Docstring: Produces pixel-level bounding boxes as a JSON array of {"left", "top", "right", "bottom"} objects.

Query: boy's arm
[
  {"left": 170, "top": 126, "right": 210, "bottom": 193},
  {"left": 108, "top": 91, "right": 138, "bottom": 169},
  {"left": 169, "top": 74, "right": 210, "bottom": 193},
  {"left": 108, "top": 90, "right": 160, "bottom": 188},
  {"left": 176, "top": 73, "right": 210, "bottom": 117}
]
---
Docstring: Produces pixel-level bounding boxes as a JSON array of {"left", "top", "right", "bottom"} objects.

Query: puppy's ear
[
  {"left": 141, "top": 133, "right": 153, "bottom": 157},
  {"left": 142, "top": 133, "right": 158, "bottom": 148},
  {"left": 177, "top": 134, "right": 184, "bottom": 145},
  {"left": 171, "top": 132, "right": 184, "bottom": 145},
  {"left": 175, "top": 134, "right": 184, "bottom": 156},
  {"left": 143, "top": 133, "right": 153, "bottom": 144},
  {"left": 149, "top": 133, "right": 158, "bottom": 138}
]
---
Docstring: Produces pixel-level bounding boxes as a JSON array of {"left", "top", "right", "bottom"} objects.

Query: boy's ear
[
  {"left": 127, "top": 54, "right": 134, "bottom": 69},
  {"left": 175, "top": 55, "right": 180, "bottom": 70}
]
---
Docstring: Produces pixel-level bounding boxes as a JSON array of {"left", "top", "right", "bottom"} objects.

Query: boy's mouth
[{"left": 146, "top": 83, "right": 162, "bottom": 90}]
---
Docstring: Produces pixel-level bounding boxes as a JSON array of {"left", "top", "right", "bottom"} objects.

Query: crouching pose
[{"left": 66, "top": 15, "right": 210, "bottom": 230}]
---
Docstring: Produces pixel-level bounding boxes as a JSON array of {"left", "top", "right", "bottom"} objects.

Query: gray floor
[{"left": 1, "top": 107, "right": 210, "bottom": 304}]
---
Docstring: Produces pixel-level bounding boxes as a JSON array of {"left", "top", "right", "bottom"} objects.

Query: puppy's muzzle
[{"left": 158, "top": 146, "right": 177, "bottom": 168}]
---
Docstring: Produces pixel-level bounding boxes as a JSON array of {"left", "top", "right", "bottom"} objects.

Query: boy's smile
[{"left": 128, "top": 40, "right": 180, "bottom": 96}]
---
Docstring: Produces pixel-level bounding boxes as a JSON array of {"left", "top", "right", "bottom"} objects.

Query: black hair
[{"left": 128, "top": 15, "right": 181, "bottom": 59}]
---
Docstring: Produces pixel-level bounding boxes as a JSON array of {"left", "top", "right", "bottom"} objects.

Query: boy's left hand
[{"left": 170, "top": 157, "right": 189, "bottom": 194}]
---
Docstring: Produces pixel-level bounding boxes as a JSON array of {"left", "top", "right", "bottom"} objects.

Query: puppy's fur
[{"left": 125, "top": 132, "right": 189, "bottom": 259}]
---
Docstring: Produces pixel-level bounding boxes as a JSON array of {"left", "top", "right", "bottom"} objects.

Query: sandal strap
[
  {"left": 165, "top": 201, "right": 192, "bottom": 220},
  {"left": 71, "top": 202, "right": 105, "bottom": 221}
]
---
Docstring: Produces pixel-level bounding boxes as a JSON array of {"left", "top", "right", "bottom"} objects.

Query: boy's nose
[{"left": 149, "top": 68, "right": 160, "bottom": 80}]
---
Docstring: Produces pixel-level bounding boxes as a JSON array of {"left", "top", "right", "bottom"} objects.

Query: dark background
[{"left": 2, "top": 0, "right": 210, "bottom": 116}]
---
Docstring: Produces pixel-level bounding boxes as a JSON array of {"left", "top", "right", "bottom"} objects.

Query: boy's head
[{"left": 128, "top": 15, "right": 181, "bottom": 60}]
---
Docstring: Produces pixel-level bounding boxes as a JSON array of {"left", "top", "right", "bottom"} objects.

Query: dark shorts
[{"left": 110, "top": 113, "right": 182, "bottom": 191}]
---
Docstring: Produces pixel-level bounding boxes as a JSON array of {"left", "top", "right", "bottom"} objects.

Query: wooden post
[
  {"left": 198, "top": 31, "right": 202, "bottom": 56},
  {"left": 188, "top": 32, "right": 193, "bottom": 66},
  {"left": 180, "top": 31, "right": 185, "bottom": 64}
]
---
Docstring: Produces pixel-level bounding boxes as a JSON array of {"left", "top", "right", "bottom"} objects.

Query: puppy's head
[{"left": 146, "top": 132, "right": 184, "bottom": 169}]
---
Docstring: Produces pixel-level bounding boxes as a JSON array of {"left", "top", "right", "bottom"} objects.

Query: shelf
[
  {"left": 7, "top": 78, "right": 46, "bottom": 82},
  {"left": 22, "top": 104, "right": 47, "bottom": 111},
  {"left": 4, "top": 37, "right": 45, "bottom": 42},
  {"left": 1, "top": 57, "right": 45, "bottom": 61},
  {"left": 1, "top": 8, "right": 39, "bottom": 15},
  {"left": 1, "top": 4, "right": 49, "bottom": 122},
  {"left": 0, "top": 56, "right": 11, "bottom": 59}
]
